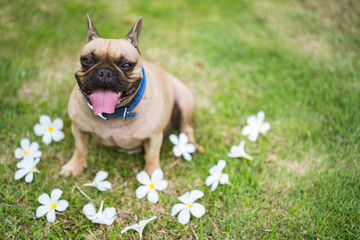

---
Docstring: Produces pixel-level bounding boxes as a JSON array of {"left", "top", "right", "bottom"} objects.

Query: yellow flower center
[
  {"left": 24, "top": 150, "right": 29, "bottom": 155},
  {"left": 51, "top": 203, "right": 56, "bottom": 210},
  {"left": 218, "top": 174, "right": 222, "bottom": 179},
  {"left": 48, "top": 126, "right": 54, "bottom": 132},
  {"left": 187, "top": 203, "right": 192, "bottom": 209},
  {"left": 30, "top": 167, "right": 35, "bottom": 172},
  {"left": 149, "top": 183, "right": 155, "bottom": 190}
]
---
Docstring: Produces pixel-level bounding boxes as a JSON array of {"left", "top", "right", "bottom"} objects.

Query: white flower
[
  {"left": 228, "top": 140, "right": 253, "bottom": 160},
  {"left": 169, "top": 133, "right": 195, "bottom": 161},
  {"left": 121, "top": 216, "right": 157, "bottom": 238},
  {"left": 14, "top": 138, "right": 42, "bottom": 161},
  {"left": 14, "top": 158, "right": 40, "bottom": 182},
  {"left": 83, "top": 201, "right": 116, "bottom": 225},
  {"left": 84, "top": 171, "right": 112, "bottom": 191},
  {"left": 36, "top": 189, "right": 69, "bottom": 223},
  {"left": 171, "top": 190, "right": 205, "bottom": 224},
  {"left": 34, "top": 115, "right": 65, "bottom": 145},
  {"left": 241, "top": 111, "right": 270, "bottom": 142},
  {"left": 205, "top": 160, "right": 229, "bottom": 191},
  {"left": 136, "top": 169, "right": 168, "bottom": 203}
]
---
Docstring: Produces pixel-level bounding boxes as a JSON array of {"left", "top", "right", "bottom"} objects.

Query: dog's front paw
[
  {"left": 144, "top": 163, "right": 160, "bottom": 175},
  {"left": 60, "top": 159, "right": 86, "bottom": 177}
]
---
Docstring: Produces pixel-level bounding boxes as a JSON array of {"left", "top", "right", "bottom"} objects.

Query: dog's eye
[
  {"left": 120, "top": 63, "right": 134, "bottom": 70},
  {"left": 81, "top": 57, "right": 94, "bottom": 67}
]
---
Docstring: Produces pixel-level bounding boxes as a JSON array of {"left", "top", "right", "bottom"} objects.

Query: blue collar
[{"left": 85, "top": 67, "right": 146, "bottom": 120}]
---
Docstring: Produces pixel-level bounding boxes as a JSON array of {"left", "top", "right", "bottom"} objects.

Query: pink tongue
[{"left": 89, "top": 89, "right": 119, "bottom": 115}]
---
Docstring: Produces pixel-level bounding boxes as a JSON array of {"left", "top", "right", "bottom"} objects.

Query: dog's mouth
[{"left": 88, "top": 87, "right": 137, "bottom": 115}]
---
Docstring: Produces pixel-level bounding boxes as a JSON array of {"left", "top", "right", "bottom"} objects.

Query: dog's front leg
[
  {"left": 143, "top": 132, "right": 163, "bottom": 175},
  {"left": 60, "top": 124, "right": 91, "bottom": 176}
]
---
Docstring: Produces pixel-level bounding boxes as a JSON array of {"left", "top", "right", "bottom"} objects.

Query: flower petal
[
  {"left": 46, "top": 209, "right": 56, "bottom": 223},
  {"left": 136, "top": 185, "right": 149, "bottom": 199},
  {"left": 178, "top": 191, "right": 190, "bottom": 204},
  {"left": 173, "top": 146, "right": 182, "bottom": 157},
  {"left": 178, "top": 209, "right": 190, "bottom": 224},
  {"left": 42, "top": 133, "right": 52, "bottom": 145},
  {"left": 246, "top": 115, "right": 257, "bottom": 125},
  {"left": 34, "top": 124, "right": 45, "bottom": 136},
  {"left": 52, "top": 130, "right": 65, "bottom": 142},
  {"left": 83, "top": 203, "right": 97, "bottom": 220},
  {"left": 14, "top": 169, "right": 29, "bottom": 180},
  {"left": 102, "top": 207, "right": 116, "bottom": 219},
  {"left": 25, "top": 172, "right": 34, "bottom": 182},
  {"left": 257, "top": 111, "right": 265, "bottom": 124},
  {"left": 29, "top": 141, "right": 39, "bottom": 152},
  {"left": 171, "top": 203, "right": 187, "bottom": 216},
  {"left": 220, "top": 173, "right": 229, "bottom": 184},
  {"left": 183, "top": 152, "right": 192, "bottom": 161},
  {"left": 121, "top": 225, "right": 137, "bottom": 234},
  {"left": 36, "top": 205, "right": 50, "bottom": 217},
  {"left": 217, "top": 160, "right": 226, "bottom": 172},
  {"left": 248, "top": 131, "right": 259, "bottom": 142},
  {"left": 150, "top": 169, "right": 163, "bottom": 183},
  {"left": 20, "top": 139, "right": 30, "bottom": 149},
  {"left": 39, "top": 115, "right": 52, "bottom": 125},
  {"left": 38, "top": 193, "right": 51, "bottom": 205},
  {"left": 154, "top": 180, "right": 168, "bottom": 191},
  {"left": 14, "top": 148, "right": 24, "bottom": 159},
  {"left": 184, "top": 143, "right": 196, "bottom": 153},
  {"left": 241, "top": 125, "right": 254, "bottom": 136},
  {"left": 189, "top": 190, "right": 204, "bottom": 203},
  {"left": 136, "top": 171, "right": 151, "bottom": 185},
  {"left": 190, "top": 203, "right": 205, "bottom": 218},
  {"left": 103, "top": 215, "right": 116, "bottom": 225},
  {"left": 147, "top": 189, "right": 159, "bottom": 203},
  {"left": 51, "top": 189, "right": 63, "bottom": 202},
  {"left": 52, "top": 118, "right": 63, "bottom": 130},
  {"left": 94, "top": 171, "right": 108, "bottom": 182},
  {"left": 211, "top": 180, "right": 219, "bottom": 191},
  {"left": 16, "top": 159, "right": 32, "bottom": 168},
  {"left": 179, "top": 133, "right": 189, "bottom": 145},
  {"left": 55, "top": 200, "right": 69, "bottom": 211},
  {"left": 260, "top": 122, "right": 270, "bottom": 134},
  {"left": 209, "top": 165, "right": 220, "bottom": 176},
  {"left": 205, "top": 175, "right": 217, "bottom": 187},
  {"left": 95, "top": 181, "right": 112, "bottom": 191},
  {"left": 138, "top": 216, "right": 157, "bottom": 227},
  {"left": 169, "top": 134, "right": 179, "bottom": 145}
]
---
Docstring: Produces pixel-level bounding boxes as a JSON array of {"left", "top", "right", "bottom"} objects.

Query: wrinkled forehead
[{"left": 80, "top": 38, "right": 139, "bottom": 62}]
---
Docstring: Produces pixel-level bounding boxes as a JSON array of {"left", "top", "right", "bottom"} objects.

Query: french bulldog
[{"left": 60, "top": 15, "right": 198, "bottom": 176}]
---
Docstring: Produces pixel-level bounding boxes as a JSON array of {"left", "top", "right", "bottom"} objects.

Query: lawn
[{"left": 1, "top": 0, "right": 359, "bottom": 239}]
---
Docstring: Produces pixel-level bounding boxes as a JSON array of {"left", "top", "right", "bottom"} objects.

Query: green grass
[{"left": 1, "top": 0, "right": 359, "bottom": 239}]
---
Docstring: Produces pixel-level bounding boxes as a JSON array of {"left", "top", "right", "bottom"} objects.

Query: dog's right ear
[{"left": 86, "top": 14, "right": 100, "bottom": 43}]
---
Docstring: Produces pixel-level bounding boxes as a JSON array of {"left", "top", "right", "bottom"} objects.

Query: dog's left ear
[
  {"left": 86, "top": 14, "right": 100, "bottom": 43},
  {"left": 125, "top": 17, "right": 142, "bottom": 50}
]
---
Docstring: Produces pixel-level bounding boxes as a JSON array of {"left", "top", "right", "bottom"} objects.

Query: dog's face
[{"left": 75, "top": 16, "right": 143, "bottom": 115}]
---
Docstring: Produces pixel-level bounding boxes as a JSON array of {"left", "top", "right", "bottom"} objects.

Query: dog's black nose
[{"left": 96, "top": 68, "right": 114, "bottom": 82}]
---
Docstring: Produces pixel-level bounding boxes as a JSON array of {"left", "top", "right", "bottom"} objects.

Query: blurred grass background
[{"left": 0, "top": 0, "right": 359, "bottom": 239}]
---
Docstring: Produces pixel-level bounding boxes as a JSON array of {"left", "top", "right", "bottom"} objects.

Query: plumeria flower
[
  {"left": 169, "top": 132, "right": 195, "bottom": 161},
  {"left": 205, "top": 160, "right": 229, "bottom": 191},
  {"left": 228, "top": 140, "right": 253, "bottom": 160},
  {"left": 171, "top": 190, "right": 205, "bottom": 224},
  {"left": 83, "top": 201, "right": 116, "bottom": 225},
  {"left": 14, "top": 158, "right": 40, "bottom": 182},
  {"left": 14, "top": 138, "right": 42, "bottom": 161},
  {"left": 84, "top": 171, "right": 112, "bottom": 191},
  {"left": 36, "top": 189, "right": 69, "bottom": 223},
  {"left": 136, "top": 169, "right": 168, "bottom": 203},
  {"left": 121, "top": 216, "right": 157, "bottom": 238},
  {"left": 34, "top": 115, "right": 65, "bottom": 145},
  {"left": 241, "top": 111, "right": 270, "bottom": 142}
]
